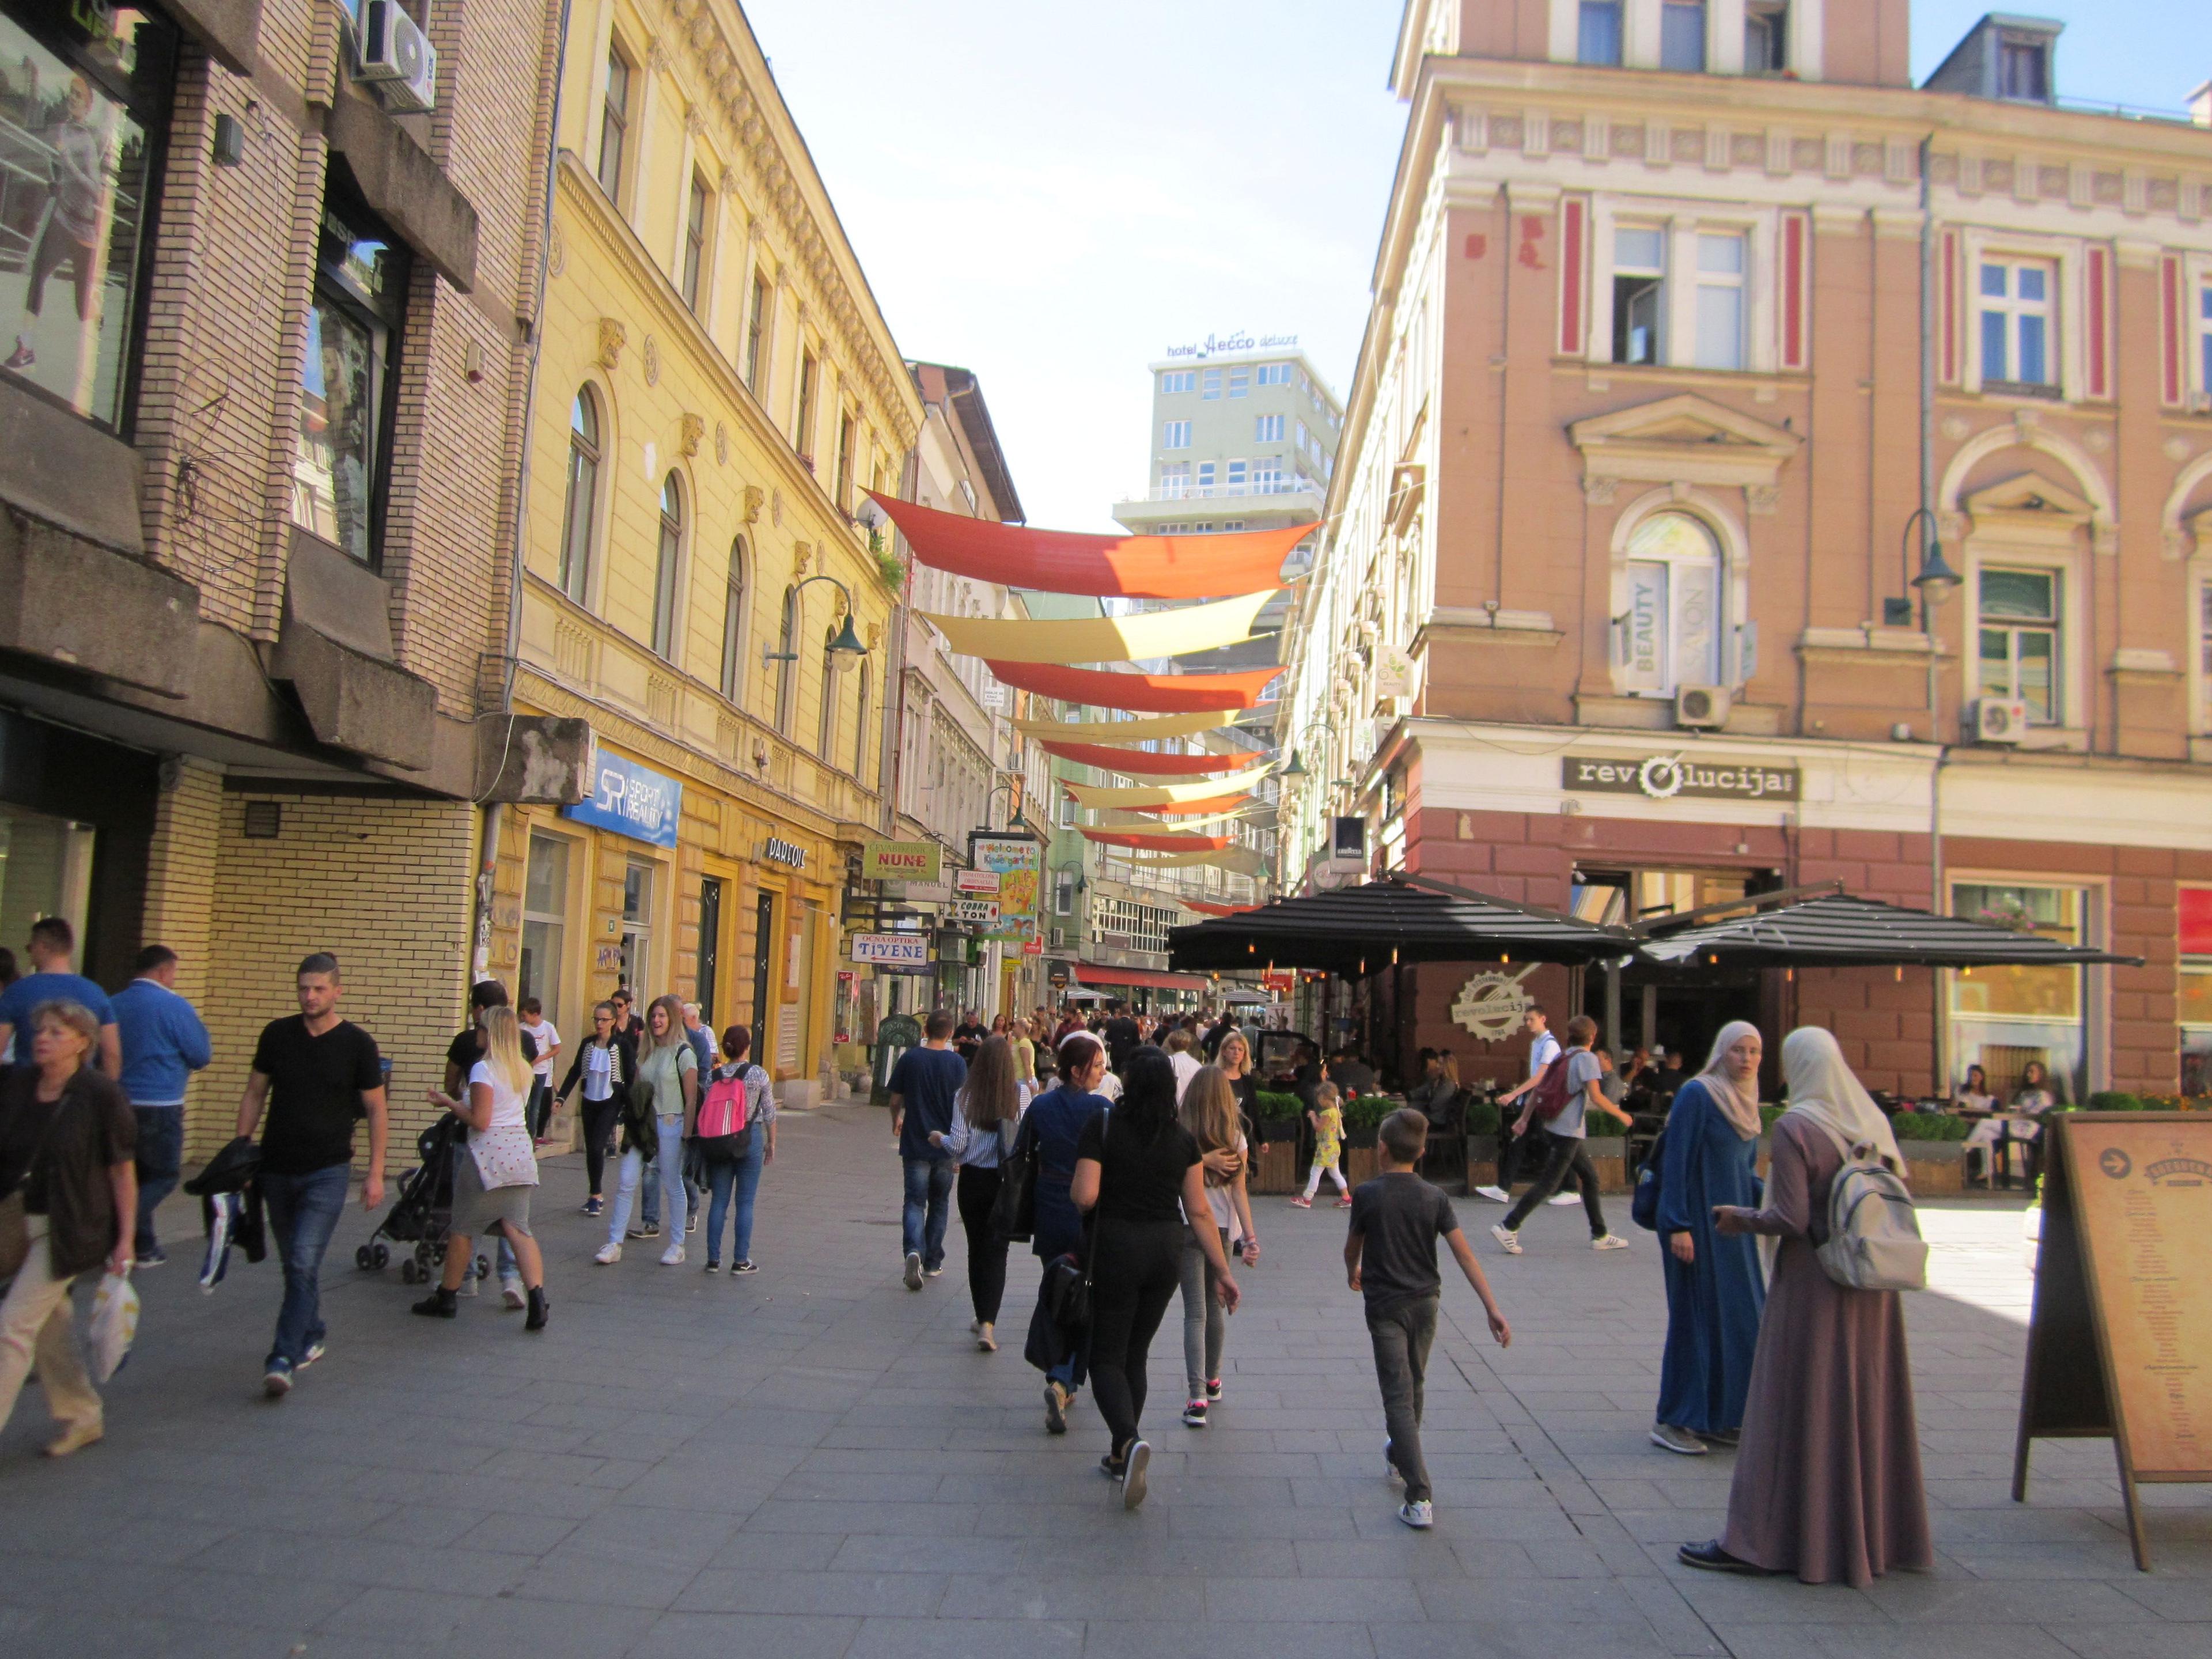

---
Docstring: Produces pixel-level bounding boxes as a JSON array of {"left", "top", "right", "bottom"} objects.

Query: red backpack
[{"left": 1527, "top": 1054, "right": 1573, "bottom": 1122}]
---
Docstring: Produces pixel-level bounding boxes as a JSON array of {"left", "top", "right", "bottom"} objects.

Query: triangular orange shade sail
[
  {"left": 1182, "top": 900, "right": 1260, "bottom": 917},
  {"left": 987, "top": 661, "right": 1281, "bottom": 713},
  {"left": 1082, "top": 830, "right": 1234, "bottom": 853},
  {"left": 868, "top": 491, "right": 1312, "bottom": 600},
  {"left": 1037, "top": 741, "right": 1255, "bottom": 775}
]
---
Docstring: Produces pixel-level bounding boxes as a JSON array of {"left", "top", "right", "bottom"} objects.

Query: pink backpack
[{"left": 697, "top": 1065, "right": 768, "bottom": 1147}]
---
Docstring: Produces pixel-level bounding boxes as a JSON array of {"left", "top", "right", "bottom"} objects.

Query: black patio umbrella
[
  {"left": 1166, "top": 874, "right": 1637, "bottom": 976},
  {"left": 1635, "top": 892, "right": 2142, "bottom": 970}
]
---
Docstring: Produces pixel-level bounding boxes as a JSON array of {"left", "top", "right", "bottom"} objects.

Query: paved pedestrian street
[{"left": 2, "top": 1103, "right": 2205, "bottom": 1659}]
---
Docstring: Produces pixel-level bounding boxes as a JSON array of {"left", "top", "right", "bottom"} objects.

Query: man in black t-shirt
[
  {"left": 952, "top": 1011, "right": 984, "bottom": 1063},
  {"left": 236, "top": 952, "right": 387, "bottom": 1399}
]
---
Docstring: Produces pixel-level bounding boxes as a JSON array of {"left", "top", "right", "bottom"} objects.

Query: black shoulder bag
[{"left": 991, "top": 1113, "right": 1037, "bottom": 1243}]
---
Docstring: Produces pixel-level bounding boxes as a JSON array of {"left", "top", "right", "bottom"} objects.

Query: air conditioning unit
[
  {"left": 357, "top": 1, "right": 438, "bottom": 112},
  {"left": 1971, "top": 697, "right": 2030, "bottom": 745},
  {"left": 1675, "top": 685, "right": 1732, "bottom": 729}
]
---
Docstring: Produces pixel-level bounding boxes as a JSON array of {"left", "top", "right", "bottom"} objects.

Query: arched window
[
  {"left": 719, "top": 536, "right": 747, "bottom": 702},
  {"left": 558, "top": 389, "right": 601, "bottom": 605},
  {"left": 773, "top": 587, "right": 798, "bottom": 732},
  {"left": 1619, "top": 511, "right": 1724, "bottom": 695},
  {"left": 816, "top": 624, "right": 840, "bottom": 756},
  {"left": 853, "top": 660, "right": 871, "bottom": 782},
  {"left": 651, "top": 472, "right": 683, "bottom": 659}
]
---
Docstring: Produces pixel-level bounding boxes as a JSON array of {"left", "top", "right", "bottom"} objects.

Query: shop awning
[
  {"left": 923, "top": 590, "right": 1274, "bottom": 664},
  {"left": 1167, "top": 874, "right": 1637, "bottom": 975},
  {"left": 1636, "top": 892, "right": 2144, "bottom": 969},
  {"left": 1073, "top": 963, "right": 1210, "bottom": 991},
  {"left": 868, "top": 490, "right": 1312, "bottom": 599},
  {"left": 986, "top": 661, "right": 1282, "bottom": 713},
  {"left": 1037, "top": 741, "right": 1258, "bottom": 776}
]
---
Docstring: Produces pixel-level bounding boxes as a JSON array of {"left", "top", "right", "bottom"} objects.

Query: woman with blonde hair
[
  {"left": 930, "top": 1033, "right": 1028, "bottom": 1350},
  {"left": 1009, "top": 1017, "right": 1039, "bottom": 1093},
  {"left": 1682, "top": 1025, "right": 1930, "bottom": 1585},
  {"left": 1175, "top": 1064, "right": 1258, "bottom": 1426},
  {"left": 596, "top": 994, "right": 698, "bottom": 1267},
  {"left": 418, "top": 1005, "right": 548, "bottom": 1330},
  {"left": 1214, "top": 1028, "right": 1259, "bottom": 1131}
]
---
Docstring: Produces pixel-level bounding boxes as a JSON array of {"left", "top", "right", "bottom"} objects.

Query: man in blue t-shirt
[
  {"left": 887, "top": 1009, "right": 967, "bottom": 1290},
  {"left": 0, "top": 916, "right": 119, "bottom": 1075}
]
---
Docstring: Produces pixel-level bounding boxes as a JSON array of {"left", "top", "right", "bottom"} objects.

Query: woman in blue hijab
[{"left": 1651, "top": 1020, "right": 1767, "bottom": 1456}]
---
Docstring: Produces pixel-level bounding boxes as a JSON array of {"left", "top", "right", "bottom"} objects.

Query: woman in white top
[
  {"left": 1176, "top": 1063, "right": 1259, "bottom": 1426},
  {"left": 416, "top": 1006, "right": 548, "bottom": 1330},
  {"left": 931, "top": 1034, "right": 1029, "bottom": 1352},
  {"left": 555, "top": 1002, "right": 628, "bottom": 1218},
  {"left": 1164, "top": 1029, "right": 1202, "bottom": 1102}
]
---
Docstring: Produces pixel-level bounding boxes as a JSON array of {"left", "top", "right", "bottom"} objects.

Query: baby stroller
[{"left": 354, "top": 1115, "right": 488, "bottom": 1286}]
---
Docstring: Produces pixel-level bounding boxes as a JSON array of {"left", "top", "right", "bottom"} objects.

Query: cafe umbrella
[{"left": 1633, "top": 891, "right": 2143, "bottom": 970}]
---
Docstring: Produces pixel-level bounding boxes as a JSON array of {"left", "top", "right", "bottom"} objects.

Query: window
[
  {"left": 1744, "top": 0, "right": 1787, "bottom": 73},
  {"left": 681, "top": 172, "right": 710, "bottom": 311},
  {"left": 619, "top": 857, "right": 654, "bottom": 1001},
  {"left": 294, "top": 187, "right": 411, "bottom": 566},
  {"left": 1055, "top": 870, "right": 1076, "bottom": 915},
  {"left": 854, "top": 661, "right": 871, "bottom": 781},
  {"left": 1577, "top": 0, "right": 1623, "bottom": 65},
  {"left": 1160, "top": 461, "right": 1191, "bottom": 497},
  {"left": 1201, "top": 369, "right": 1221, "bottom": 400},
  {"left": 520, "top": 834, "right": 570, "bottom": 1022},
  {"left": 1162, "top": 419, "right": 1191, "bottom": 449},
  {"left": 1998, "top": 37, "right": 2048, "bottom": 101},
  {"left": 1226, "top": 459, "right": 1248, "bottom": 491},
  {"left": 598, "top": 46, "right": 631, "bottom": 202},
  {"left": 652, "top": 473, "right": 683, "bottom": 658},
  {"left": 1256, "top": 363, "right": 1293, "bottom": 386},
  {"left": 1694, "top": 233, "right": 1745, "bottom": 371},
  {"left": 774, "top": 588, "right": 798, "bottom": 731},
  {"left": 1228, "top": 368, "right": 1250, "bottom": 397},
  {"left": 745, "top": 271, "right": 770, "bottom": 391},
  {"left": 1612, "top": 226, "right": 1665, "bottom": 366},
  {"left": 1617, "top": 512, "right": 1723, "bottom": 694},
  {"left": 1978, "top": 567, "right": 2061, "bottom": 723},
  {"left": 1198, "top": 461, "right": 1216, "bottom": 490},
  {"left": 795, "top": 350, "right": 818, "bottom": 460},
  {"left": 1949, "top": 882, "right": 2085, "bottom": 1103},
  {"left": 1253, "top": 457, "right": 1285, "bottom": 493},
  {"left": 1160, "top": 369, "right": 1196, "bottom": 393},
  {"left": 719, "top": 537, "right": 747, "bottom": 700},
  {"left": 2198, "top": 281, "right": 2211, "bottom": 397},
  {"left": 834, "top": 410, "right": 855, "bottom": 509},
  {"left": 1255, "top": 413, "right": 1284, "bottom": 441},
  {"left": 1980, "top": 260, "right": 2054, "bottom": 387},
  {"left": 1659, "top": 0, "right": 1706, "bottom": 70},
  {"left": 558, "top": 389, "right": 601, "bottom": 604},
  {"left": 1058, "top": 793, "right": 1077, "bottom": 828},
  {"left": 0, "top": 5, "right": 173, "bottom": 430},
  {"left": 2181, "top": 888, "right": 2212, "bottom": 1093}
]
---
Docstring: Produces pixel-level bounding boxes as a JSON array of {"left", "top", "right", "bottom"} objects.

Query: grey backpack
[{"left": 1805, "top": 1120, "right": 1928, "bottom": 1293}]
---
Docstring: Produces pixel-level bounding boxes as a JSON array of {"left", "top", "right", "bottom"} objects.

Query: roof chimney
[{"left": 2192, "top": 79, "right": 2211, "bottom": 127}]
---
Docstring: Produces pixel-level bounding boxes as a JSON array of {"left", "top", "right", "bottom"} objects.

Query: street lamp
[
  {"left": 1885, "top": 506, "right": 1960, "bottom": 629},
  {"left": 763, "top": 574, "right": 868, "bottom": 672}
]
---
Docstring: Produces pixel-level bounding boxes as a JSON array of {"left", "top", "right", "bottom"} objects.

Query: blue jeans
[
  {"left": 703, "top": 1122, "right": 764, "bottom": 1264},
  {"left": 902, "top": 1156, "right": 955, "bottom": 1270},
  {"left": 609, "top": 1116, "right": 686, "bottom": 1245},
  {"left": 132, "top": 1105, "right": 184, "bottom": 1255},
  {"left": 260, "top": 1164, "right": 352, "bottom": 1368},
  {"left": 640, "top": 1141, "right": 699, "bottom": 1229}
]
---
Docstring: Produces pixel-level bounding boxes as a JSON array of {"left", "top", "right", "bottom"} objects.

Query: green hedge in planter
[
  {"left": 1891, "top": 1111, "right": 1971, "bottom": 1142},
  {"left": 1759, "top": 1104, "right": 1786, "bottom": 1132},
  {"left": 1254, "top": 1090, "right": 1302, "bottom": 1120},
  {"left": 1463, "top": 1100, "right": 1500, "bottom": 1136},
  {"left": 1341, "top": 1094, "right": 1394, "bottom": 1130}
]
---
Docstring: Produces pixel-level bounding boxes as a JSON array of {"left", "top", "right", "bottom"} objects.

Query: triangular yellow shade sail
[
  {"left": 920, "top": 590, "right": 1274, "bottom": 665},
  {"left": 1064, "top": 764, "right": 1273, "bottom": 809},
  {"left": 1087, "top": 806, "right": 1261, "bottom": 831},
  {"left": 1015, "top": 710, "right": 1245, "bottom": 743},
  {"left": 1121, "top": 847, "right": 1271, "bottom": 876}
]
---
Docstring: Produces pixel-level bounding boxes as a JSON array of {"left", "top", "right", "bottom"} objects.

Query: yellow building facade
[{"left": 485, "top": 0, "right": 920, "bottom": 1105}]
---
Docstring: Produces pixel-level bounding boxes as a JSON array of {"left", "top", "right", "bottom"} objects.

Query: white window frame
[
  {"left": 1692, "top": 230, "right": 1748, "bottom": 370},
  {"left": 1160, "top": 370, "right": 1196, "bottom": 394},
  {"left": 1959, "top": 229, "right": 2083, "bottom": 401},
  {"left": 1589, "top": 200, "right": 1778, "bottom": 374},
  {"left": 1944, "top": 870, "right": 2106, "bottom": 1101},
  {"left": 2188, "top": 253, "right": 2212, "bottom": 406},
  {"left": 1159, "top": 461, "right": 1191, "bottom": 498},
  {"left": 1608, "top": 222, "right": 1668, "bottom": 366},
  {"left": 1977, "top": 257, "right": 2058, "bottom": 391},
  {"left": 1547, "top": 0, "right": 1823, "bottom": 77},
  {"left": 1227, "top": 368, "right": 1250, "bottom": 398},
  {"left": 1255, "top": 413, "right": 1284, "bottom": 442},
  {"left": 1605, "top": 489, "right": 1752, "bottom": 697},
  {"left": 1201, "top": 369, "right": 1221, "bottom": 400},
  {"left": 1960, "top": 533, "right": 2085, "bottom": 736},
  {"left": 1162, "top": 419, "right": 1191, "bottom": 449}
]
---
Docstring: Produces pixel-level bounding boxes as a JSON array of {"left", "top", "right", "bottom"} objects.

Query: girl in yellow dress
[{"left": 1292, "top": 1081, "right": 1351, "bottom": 1208}]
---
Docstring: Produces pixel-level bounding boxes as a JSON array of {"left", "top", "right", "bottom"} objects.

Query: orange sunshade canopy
[
  {"left": 868, "top": 491, "right": 1312, "bottom": 600},
  {"left": 1181, "top": 900, "right": 1260, "bottom": 917},
  {"left": 1036, "top": 741, "right": 1255, "bottom": 775},
  {"left": 1081, "top": 830, "right": 1234, "bottom": 853},
  {"left": 987, "top": 660, "right": 1281, "bottom": 713}
]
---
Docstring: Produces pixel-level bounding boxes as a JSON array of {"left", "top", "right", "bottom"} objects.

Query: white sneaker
[
  {"left": 501, "top": 1280, "right": 525, "bottom": 1310},
  {"left": 1122, "top": 1440, "right": 1152, "bottom": 1510},
  {"left": 1398, "top": 1499, "right": 1435, "bottom": 1530},
  {"left": 1385, "top": 1439, "right": 1403, "bottom": 1485},
  {"left": 1491, "top": 1223, "right": 1522, "bottom": 1255},
  {"left": 660, "top": 1243, "right": 686, "bottom": 1266},
  {"left": 593, "top": 1241, "right": 622, "bottom": 1264},
  {"left": 1593, "top": 1233, "right": 1630, "bottom": 1252},
  {"left": 1473, "top": 1185, "right": 1509, "bottom": 1203},
  {"left": 903, "top": 1251, "right": 923, "bottom": 1291},
  {"left": 1547, "top": 1192, "right": 1583, "bottom": 1207}
]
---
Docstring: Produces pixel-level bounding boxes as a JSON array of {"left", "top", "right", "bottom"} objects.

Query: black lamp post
[{"left": 1887, "top": 506, "right": 1961, "bottom": 628}]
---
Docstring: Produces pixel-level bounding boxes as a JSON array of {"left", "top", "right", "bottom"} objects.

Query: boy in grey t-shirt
[
  {"left": 1493, "top": 1015, "right": 1635, "bottom": 1253},
  {"left": 1346, "top": 1109, "right": 1510, "bottom": 1531}
]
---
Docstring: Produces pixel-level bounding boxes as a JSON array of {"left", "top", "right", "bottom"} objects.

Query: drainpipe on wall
[{"left": 1921, "top": 133, "right": 1952, "bottom": 1100}]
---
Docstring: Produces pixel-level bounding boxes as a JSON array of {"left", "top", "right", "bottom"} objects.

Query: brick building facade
[{"left": 1280, "top": 2, "right": 2212, "bottom": 1103}]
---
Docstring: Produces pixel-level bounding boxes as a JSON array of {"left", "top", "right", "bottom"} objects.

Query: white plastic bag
[{"left": 87, "top": 1271, "right": 139, "bottom": 1383}]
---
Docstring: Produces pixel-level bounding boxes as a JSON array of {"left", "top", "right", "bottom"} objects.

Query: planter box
[
  {"left": 1344, "top": 1146, "right": 1378, "bottom": 1186},
  {"left": 1898, "top": 1139, "right": 1965, "bottom": 1196},
  {"left": 1583, "top": 1138, "right": 1628, "bottom": 1195},
  {"left": 1251, "top": 1139, "right": 1300, "bottom": 1195}
]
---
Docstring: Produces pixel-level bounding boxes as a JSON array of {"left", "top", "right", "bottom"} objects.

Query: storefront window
[
  {"left": 0, "top": 4, "right": 172, "bottom": 430},
  {"left": 520, "top": 833, "right": 570, "bottom": 1024},
  {"left": 1949, "top": 881, "right": 2085, "bottom": 1103},
  {"left": 0, "top": 802, "right": 94, "bottom": 955},
  {"left": 619, "top": 857, "right": 654, "bottom": 1003},
  {"left": 2179, "top": 886, "right": 2212, "bottom": 1095},
  {"left": 292, "top": 181, "right": 411, "bottom": 563}
]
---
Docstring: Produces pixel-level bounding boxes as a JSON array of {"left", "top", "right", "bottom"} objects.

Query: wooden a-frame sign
[{"left": 2013, "top": 1113, "right": 2212, "bottom": 1570}]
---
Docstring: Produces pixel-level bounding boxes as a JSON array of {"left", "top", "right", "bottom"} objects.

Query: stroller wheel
[
  {"left": 372, "top": 1243, "right": 391, "bottom": 1269},
  {"left": 355, "top": 1245, "right": 373, "bottom": 1270},
  {"left": 476, "top": 1255, "right": 490, "bottom": 1279}
]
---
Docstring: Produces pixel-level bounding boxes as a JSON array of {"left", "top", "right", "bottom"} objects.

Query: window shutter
[
  {"left": 2085, "top": 244, "right": 2111, "bottom": 402},
  {"left": 1558, "top": 196, "right": 1588, "bottom": 356},
  {"left": 1779, "top": 211, "right": 1809, "bottom": 372},
  {"left": 2161, "top": 253, "right": 2186, "bottom": 408}
]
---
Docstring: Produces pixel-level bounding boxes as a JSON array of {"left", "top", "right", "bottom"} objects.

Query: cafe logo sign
[
  {"left": 1451, "top": 965, "right": 1538, "bottom": 1041},
  {"left": 1563, "top": 753, "right": 1800, "bottom": 803}
]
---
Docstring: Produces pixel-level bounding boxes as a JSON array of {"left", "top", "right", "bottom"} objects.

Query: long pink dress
[{"left": 1720, "top": 1115, "right": 1934, "bottom": 1586}]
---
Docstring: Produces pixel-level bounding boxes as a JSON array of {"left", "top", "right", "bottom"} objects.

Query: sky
[{"left": 744, "top": 1, "right": 2207, "bottom": 535}]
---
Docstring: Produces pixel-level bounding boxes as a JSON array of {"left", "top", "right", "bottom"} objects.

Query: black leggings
[
  {"left": 581, "top": 1095, "right": 621, "bottom": 1195},
  {"left": 956, "top": 1164, "right": 1007, "bottom": 1324},
  {"left": 1088, "top": 1219, "right": 1186, "bottom": 1460}
]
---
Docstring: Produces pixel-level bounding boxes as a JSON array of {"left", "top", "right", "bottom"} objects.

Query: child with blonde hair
[{"left": 1290, "top": 1080, "right": 1350, "bottom": 1209}]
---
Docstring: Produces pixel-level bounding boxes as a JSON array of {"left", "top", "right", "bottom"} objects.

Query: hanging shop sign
[
  {"left": 1450, "top": 965, "right": 1539, "bottom": 1041},
  {"left": 851, "top": 933, "right": 930, "bottom": 967},
  {"left": 955, "top": 899, "right": 1000, "bottom": 924},
  {"left": 863, "top": 840, "right": 941, "bottom": 883},
  {"left": 563, "top": 751, "right": 681, "bottom": 847},
  {"left": 969, "top": 830, "right": 1042, "bottom": 942},
  {"left": 1562, "top": 753, "right": 1800, "bottom": 804},
  {"left": 762, "top": 836, "right": 808, "bottom": 869},
  {"left": 955, "top": 869, "right": 1002, "bottom": 895},
  {"left": 1375, "top": 645, "right": 1416, "bottom": 699}
]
